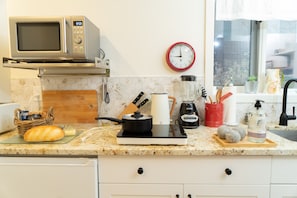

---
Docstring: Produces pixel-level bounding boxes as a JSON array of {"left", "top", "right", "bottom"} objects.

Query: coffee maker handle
[{"left": 168, "top": 96, "right": 176, "bottom": 117}]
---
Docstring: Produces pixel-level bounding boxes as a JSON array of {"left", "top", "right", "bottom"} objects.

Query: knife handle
[
  {"left": 137, "top": 98, "right": 149, "bottom": 108},
  {"left": 132, "top": 91, "right": 144, "bottom": 104}
]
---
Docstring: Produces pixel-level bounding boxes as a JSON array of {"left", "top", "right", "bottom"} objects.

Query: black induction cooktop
[{"left": 116, "top": 124, "right": 187, "bottom": 145}]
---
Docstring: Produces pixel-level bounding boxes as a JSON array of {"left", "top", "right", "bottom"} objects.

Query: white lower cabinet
[
  {"left": 271, "top": 156, "right": 297, "bottom": 198},
  {"left": 0, "top": 157, "right": 98, "bottom": 198},
  {"left": 271, "top": 185, "right": 297, "bottom": 198},
  {"left": 98, "top": 156, "right": 271, "bottom": 198}
]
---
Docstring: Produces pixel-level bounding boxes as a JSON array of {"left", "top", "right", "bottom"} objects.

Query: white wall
[
  {"left": 6, "top": 0, "right": 205, "bottom": 78},
  {"left": 0, "top": 0, "right": 12, "bottom": 102}
]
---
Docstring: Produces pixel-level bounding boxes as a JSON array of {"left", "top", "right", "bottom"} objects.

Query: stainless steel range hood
[{"left": 2, "top": 57, "right": 110, "bottom": 77}]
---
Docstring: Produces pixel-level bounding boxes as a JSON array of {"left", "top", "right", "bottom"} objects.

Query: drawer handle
[
  {"left": 225, "top": 168, "right": 232, "bottom": 175},
  {"left": 187, "top": 194, "right": 192, "bottom": 198},
  {"left": 176, "top": 194, "right": 180, "bottom": 198},
  {"left": 137, "top": 167, "right": 144, "bottom": 175}
]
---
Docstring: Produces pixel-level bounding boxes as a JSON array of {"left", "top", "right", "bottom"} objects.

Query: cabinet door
[
  {"left": 100, "top": 184, "right": 183, "bottom": 198},
  {"left": 271, "top": 156, "right": 297, "bottom": 183},
  {"left": 271, "top": 185, "right": 297, "bottom": 198},
  {"left": 0, "top": 157, "right": 98, "bottom": 198},
  {"left": 184, "top": 184, "right": 270, "bottom": 198}
]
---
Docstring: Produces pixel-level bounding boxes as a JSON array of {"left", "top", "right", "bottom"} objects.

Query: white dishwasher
[{"left": 0, "top": 157, "right": 98, "bottom": 198}]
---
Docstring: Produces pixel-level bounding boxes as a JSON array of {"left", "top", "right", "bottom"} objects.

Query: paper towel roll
[{"left": 222, "top": 86, "right": 237, "bottom": 125}]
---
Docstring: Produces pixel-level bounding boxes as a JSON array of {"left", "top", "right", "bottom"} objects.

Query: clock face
[{"left": 166, "top": 42, "right": 196, "bottom": 71}]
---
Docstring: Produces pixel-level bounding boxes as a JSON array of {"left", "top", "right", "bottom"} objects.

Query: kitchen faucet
[{"left": 279, "top": 79, "right": 297, "bottom": 126}]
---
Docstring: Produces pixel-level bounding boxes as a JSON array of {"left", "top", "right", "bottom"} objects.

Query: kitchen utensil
[
  {"left": 102, "top": 77, "right": 110, "bottom": 104},
  {"left": 137, "top": 98, "right": 149, "bottom": 108},
  {"left": 42, "top": 90, "right": 98, "bottom": 123},
  {"left": 208, "top": 96, "right": 213, "bottom": 104},
  {"left": 216, "top": 88, "right": 222, "bottom": 103},
  {"left": 117, "top": 92, "right": 144, "bottom": 119},
  {"left": 96, "top": 111, "right": 152, "bottom": 133},
  {"left": 220, "top": 92, "right": 232, "bottom": 103},
  {"left": 200, "top": 86, "right": 207, "bottom": 99},
  {"left": 151, "top": 93, "right": 176, "bottom": 125}
]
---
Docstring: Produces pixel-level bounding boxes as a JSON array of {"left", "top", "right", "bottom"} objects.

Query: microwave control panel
[{"left": 72, "top": 20, "right": 85, "bottom": 54}]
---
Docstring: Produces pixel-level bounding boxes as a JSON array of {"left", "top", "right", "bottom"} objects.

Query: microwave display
[
  {"left": 73, "top": 21, "right": 83, "bottom": 26},
  {"left": 17, "top": 22, "right": 61, "bottom": 51}
]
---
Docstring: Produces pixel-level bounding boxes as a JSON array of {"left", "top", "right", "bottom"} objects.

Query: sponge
[
  {"left": 225, "top": 129, "right": 241, "bottom": 143},
  {"left": 232, "top": 126, "right": 246, "bottom": 140},
  {"left": 217, "top": 125, "right": 247, "bottom": 143},
  {"left": 217, "top": 125, "right": 232, "bottom": 139}
]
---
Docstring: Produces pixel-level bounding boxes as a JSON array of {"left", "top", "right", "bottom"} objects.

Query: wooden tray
[{"left": 213, "top": 134, "right": 277, "bottom": 148}]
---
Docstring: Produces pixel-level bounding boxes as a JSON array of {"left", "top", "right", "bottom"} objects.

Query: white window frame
[{"left": 204, "top": 0, "right": 216, "bottom": 96}]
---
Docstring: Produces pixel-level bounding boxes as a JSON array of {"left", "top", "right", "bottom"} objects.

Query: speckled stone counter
[{"left": 0, "top": 124, "right": 296, "bottom": 156}]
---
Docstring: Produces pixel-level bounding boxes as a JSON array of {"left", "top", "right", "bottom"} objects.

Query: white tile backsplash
[{"left": 10, "top": 76, "right": 294, "bottom": 126}]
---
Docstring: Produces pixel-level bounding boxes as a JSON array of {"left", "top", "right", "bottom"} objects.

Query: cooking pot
[{"left": 95, "top": 111, "right": 152, "bottom": 133}]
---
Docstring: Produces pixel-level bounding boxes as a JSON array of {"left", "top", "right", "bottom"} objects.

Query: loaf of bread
[{"left": 24, "top": 125, "right": 65, "bottom": 142}]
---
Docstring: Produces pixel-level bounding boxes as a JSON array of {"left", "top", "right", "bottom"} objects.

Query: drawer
[
  {"left": 98, "top": 156, "right": 271, "bottom": 184},
  {"left": 271, "top": 156, "right": 297, "bottom": 183},
  {"left": 191, "top": 156, "right": 271, "bottom": 185},
  {"left": 98, "top": 156, "right": 194, "bottom": 184}
]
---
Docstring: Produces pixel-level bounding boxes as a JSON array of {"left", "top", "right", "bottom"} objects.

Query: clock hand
[{"left": 179, "top": 46, "right": 182, "bottom": 58}]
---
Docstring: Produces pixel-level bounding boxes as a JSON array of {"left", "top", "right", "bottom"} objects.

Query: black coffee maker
[{"left": 179, "top": 75, "right": 199, "bottom": 129}]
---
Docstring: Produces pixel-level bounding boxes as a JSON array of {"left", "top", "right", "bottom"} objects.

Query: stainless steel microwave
[{"left": 9, "top": 16, "right": 100, "bottom": 62}]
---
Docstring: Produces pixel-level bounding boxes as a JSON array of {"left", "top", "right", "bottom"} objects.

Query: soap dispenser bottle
[{"left": 247, "top": 100, "right": 266, "bottom": 143}]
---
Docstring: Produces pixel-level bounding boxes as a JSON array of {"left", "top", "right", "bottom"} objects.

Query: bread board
[
  {"left": 42, "top": 90, "right": 98, "bottom": 123},
  {"left": 0, "top": 133, "right": 80, "bottom": 144},
  {"left": 213, "top": 134, "right": 277, "bottom": 147}
]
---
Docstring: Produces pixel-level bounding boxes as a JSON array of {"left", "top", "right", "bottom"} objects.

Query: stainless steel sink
[{"left": 269, "top": 129, "right": 297, "bottom": 141}]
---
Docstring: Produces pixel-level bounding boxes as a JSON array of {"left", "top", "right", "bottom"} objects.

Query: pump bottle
[{"left": 247, "top": 100, "right": 266, "bottom": 143}]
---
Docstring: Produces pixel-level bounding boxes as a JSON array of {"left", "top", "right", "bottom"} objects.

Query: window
[
  {"left": 206, "top": 0, "right": 297, "bottom": 94},
  {"left": 214, "top": 20, "right": 255, "bottom": 86},
  {"left": 214, "top": 20, "right": 297, "bottom": 89}
]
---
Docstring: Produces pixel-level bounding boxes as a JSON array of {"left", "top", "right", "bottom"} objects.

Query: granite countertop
[{"left": 0, "top": 124, "right": 296, "bottom": 157}]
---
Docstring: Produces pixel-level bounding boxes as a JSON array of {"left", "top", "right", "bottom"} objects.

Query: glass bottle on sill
[
  {"left": 245, "top": 80, "right": 258, "bottom": 93},
  {"left": 245, "top": 76, "right": 258, "bottom": 93}
]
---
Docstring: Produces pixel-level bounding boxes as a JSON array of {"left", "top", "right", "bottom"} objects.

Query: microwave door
[{"left": 9, "top": 17, "right": 68, "bottom": 59}]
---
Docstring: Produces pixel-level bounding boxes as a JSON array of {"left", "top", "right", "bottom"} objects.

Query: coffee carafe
[{"left": 179, "top": 75, "right": 199, "bottom": 129}]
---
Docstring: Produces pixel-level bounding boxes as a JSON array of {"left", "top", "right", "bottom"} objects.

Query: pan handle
[{"left": 95, "top": 117, "right": 123, "bottom": 123}]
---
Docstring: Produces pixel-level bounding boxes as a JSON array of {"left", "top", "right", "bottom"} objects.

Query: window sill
[{"left": 237, "top": 91, "right": 297, "bottom": 104}]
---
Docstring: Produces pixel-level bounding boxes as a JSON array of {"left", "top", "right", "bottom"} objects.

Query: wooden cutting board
[{"left": 42, "top": 90, "right": 98, "bottom": 124}]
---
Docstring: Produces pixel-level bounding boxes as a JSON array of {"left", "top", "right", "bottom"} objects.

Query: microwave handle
[{"left": 62, "top": 18, "right": 68, "bottom": 54}]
